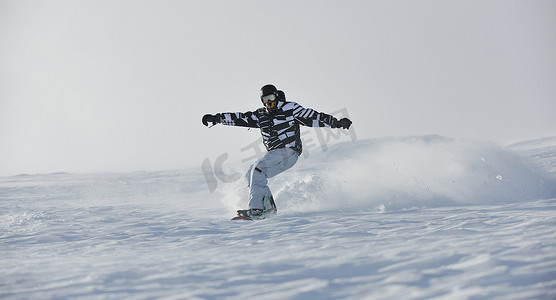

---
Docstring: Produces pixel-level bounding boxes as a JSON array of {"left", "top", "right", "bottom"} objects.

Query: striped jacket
[{"left": 219, "top": 101, "right": 339, "bottom": 155}]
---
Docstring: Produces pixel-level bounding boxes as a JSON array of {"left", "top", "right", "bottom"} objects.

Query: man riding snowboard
[{"left": 202, "top": 84, "right": 352, "bottom": 219}]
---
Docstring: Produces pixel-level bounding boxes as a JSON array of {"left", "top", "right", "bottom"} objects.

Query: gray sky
[{"left": 1, "top": 0, "right": 555, "bottom": 177}]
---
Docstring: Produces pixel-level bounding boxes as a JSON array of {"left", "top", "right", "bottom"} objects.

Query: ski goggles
[
  {"left": 261, "top": 94, "right": 277, "bottom": 109},
  {"left": 261, "top": 93, "right": 276, "bottom": 104}
]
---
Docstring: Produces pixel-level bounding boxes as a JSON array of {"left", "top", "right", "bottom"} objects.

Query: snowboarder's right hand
[{"left": 202, "top": 114, "right": 221, "bottom": 127}]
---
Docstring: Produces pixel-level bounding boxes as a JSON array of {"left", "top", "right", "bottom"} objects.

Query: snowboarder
[{"left": 202, "top": 84, "right": 352, "bottom": 219}]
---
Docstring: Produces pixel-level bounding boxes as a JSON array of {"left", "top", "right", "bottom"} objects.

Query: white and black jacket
[{"left": 218, "top": 101, "right": 340, "bottom": 155}]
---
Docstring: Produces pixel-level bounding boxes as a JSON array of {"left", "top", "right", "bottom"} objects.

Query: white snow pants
[{"left": 246, "top": 147, "right": 299, "bottom": 209}]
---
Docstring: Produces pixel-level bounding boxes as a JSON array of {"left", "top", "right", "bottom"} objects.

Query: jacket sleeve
[
  {"left": 219, "top": 110, "right": 260, "bottom": 128},
  {"left": 289, "top": 102, "right": 339, "bottom": 128}
]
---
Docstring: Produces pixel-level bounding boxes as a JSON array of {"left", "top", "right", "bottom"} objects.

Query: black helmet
[
  {"left": 260, "top": 84, "right": 279, "bottom": 110},
  {"left": 276, "top": 90, "right": 285, "bottom": 101},
  {"left": 260, "top": 84, "right": 278, "bottom": 97}
]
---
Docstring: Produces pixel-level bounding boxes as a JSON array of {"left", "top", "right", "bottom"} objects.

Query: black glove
[
  {"left": 333, "top": 118, "right": 352, "bottom": 129},
  {"left": 202, "top": 114, "right": 221, "bottom": 127}
]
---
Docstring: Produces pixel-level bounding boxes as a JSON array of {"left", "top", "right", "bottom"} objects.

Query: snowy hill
[{"left": 1, "top": 136, "right": 556, "bottom": 299}]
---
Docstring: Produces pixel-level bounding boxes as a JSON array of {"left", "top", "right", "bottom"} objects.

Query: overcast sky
[{"left": 1, "top": 0, "right": 555, "bottom": 177}]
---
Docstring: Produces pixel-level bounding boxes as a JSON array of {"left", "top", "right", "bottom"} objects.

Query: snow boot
[
  {"left": 236, "top": 195, "right": 277, "bottom": 220},
  {"left": 236, "top": 208, "right": 265, "bottom": 219}
]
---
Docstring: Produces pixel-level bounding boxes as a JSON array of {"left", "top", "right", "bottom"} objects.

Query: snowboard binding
[{"left": 232, "top": 195, "right": 277, "bottom": 221}]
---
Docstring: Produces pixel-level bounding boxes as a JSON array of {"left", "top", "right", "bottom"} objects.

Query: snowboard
[{"left": 231, "top": 216, "right": 254, "bottom": 221}]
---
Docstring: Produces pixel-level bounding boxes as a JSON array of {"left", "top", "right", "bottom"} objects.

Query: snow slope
[{"left": 1, "top": 136, "right": 556, "bottom": 299}]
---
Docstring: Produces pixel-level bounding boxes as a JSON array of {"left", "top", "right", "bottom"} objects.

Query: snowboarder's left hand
[{"left": 334, "top": 118, "right": 352, "bottom": 129}]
